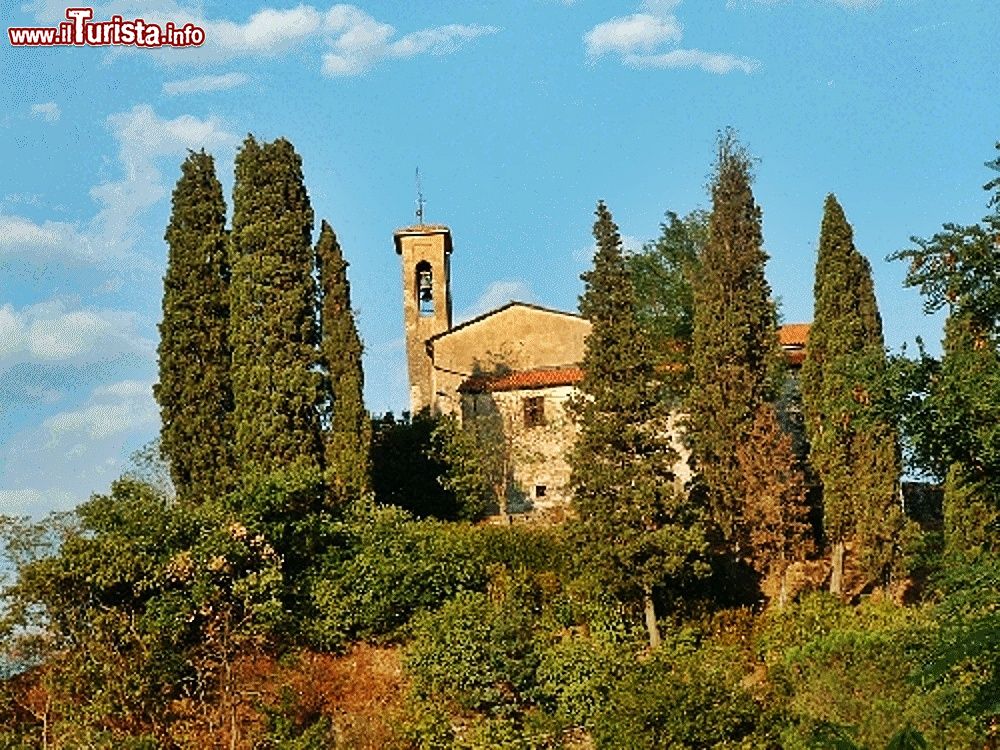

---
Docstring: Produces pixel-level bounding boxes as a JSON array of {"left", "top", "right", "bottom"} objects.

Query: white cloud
[
  {"left": 162, "top": 71, "right": 249, "bottom": 95},
  {"left": 30, "top": 102, "right": 61, "bottom": 122},
  {"left": 584, "top": 13, "right": 682, "bottom": 57},
  {"left": 0, "top": 214, "right": 94, "bottom": 264},
  {"left": 44, "top": 379, "right": 157, "bottom": 442},
  {"left": 627, "top": 49, "right": 759, "bottom": 74},
  {"left": 585, "top": 0, "right": 758, "bottom": 75},
  {"left": 458, "top": 280, "right": 537, "bottom": 323},
  {"left": 90, "top": 104, "right": 236, "bottom": 249},
  {"left": 206, "top": 5, "right": 324, "bottom": 55},
  {"left": 0, "top": 300, "right": 153, "bottom": 367},
  {"left": 0, "top": 379, "right": 159, "bottom": 517},
  {"left": 0, "top": 106, "right": 235, "bottom": 270},
  {"left": 321, "top": 6, "right": 499, "bottom": 77}
]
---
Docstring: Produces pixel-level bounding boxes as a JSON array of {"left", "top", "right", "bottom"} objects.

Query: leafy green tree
[
  {"left": 626, "top": 209, "right": 707, "bottom": 399},
  {"left": 760, "top": 596, "right": 966, "bottom": 749},
  {"left": 0, "top": 482, "right": 201, "bottom": 745},
  {"left": 570, "top": 200, "right": 708, "bottom": 648},
  {"left": 316, "top": 220, "right": 371, "bottom": 508},
  {"left": 892, "top": 142, "right": 1000, "bottom": 336},
  {"left": 431, "top": 413, "right": 499, "bottom": 522},
  {"left": 154, "top": 150, "right": 234, "bottom": 503},
  {"left": 591, "top": 636, "right": 763, "bottom": 749},
  {"left": 687, "top": 129, "right": 781, "bottom": 549},
  {"left": 0, "top": 480, "right": 291, "bottom": 747},
  {"left": 405, "top": 580, "right": 540, "bottom": 717},
  {"left": 922, "top": 553, "right": 1000, "bottom": 736},
  {"left": 801, "top": 194, "right": 902, "bottom": 593},
  {"left": 890, "top": 143, "right": 1000, "bottom": 558},
  {"left": 370, "top": 411, "right": 459, "bottom": 520},
  {"left": 306, "top": 503, "right": 487, "bottom": 647},
  {"left": 229, "top": 136, "right": 322, "bottom": 481}
]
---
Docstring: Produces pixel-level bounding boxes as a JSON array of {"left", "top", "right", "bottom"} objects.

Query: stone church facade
[{"left": 395, "top": 223, "right": 809, "bottom": 516}]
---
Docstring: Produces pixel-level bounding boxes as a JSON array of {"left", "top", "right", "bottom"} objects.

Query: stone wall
[{"left": 462, "top": 384, "right": 578, "bottom": 513}]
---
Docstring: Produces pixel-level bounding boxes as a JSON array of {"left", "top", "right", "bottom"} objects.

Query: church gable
[{"left": 429, "top": 302, "right": 591, "bottom": 379}]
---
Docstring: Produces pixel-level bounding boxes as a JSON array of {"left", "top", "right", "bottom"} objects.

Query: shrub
[
  {"left": 306, "top": 505, "right": 488, "bottom": 647},
  {"left": 591, "top": 634, "right": 762, "bottom": 749},
  {"left": 405, "top": 574, "right": 542, "bottom": 717}
]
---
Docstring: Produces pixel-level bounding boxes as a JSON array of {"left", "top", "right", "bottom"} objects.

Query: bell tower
[{"left": 394, "top": 224, "right": 453, "bottom": 414}]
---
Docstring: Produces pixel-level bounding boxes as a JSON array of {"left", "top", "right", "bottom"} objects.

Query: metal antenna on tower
[{"left": 415, "top": 167, "right": 426, "bottom": 225}]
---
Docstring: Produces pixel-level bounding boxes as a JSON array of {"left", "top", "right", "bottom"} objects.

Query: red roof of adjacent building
[
  {"left": 779, "top": 322, "right": 810, "bottom": 367},
  {"left": 779, "top": 323, "right": 810, "bottom": 348},
  {"left": 460, "top": 366, "right": 584, "bottom": 394}
]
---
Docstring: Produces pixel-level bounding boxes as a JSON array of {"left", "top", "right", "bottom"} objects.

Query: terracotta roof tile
[
  {"left": 779, "top": 323, "right": 810, "bottom": 348},
  {"left": 460, "top": 367, "right": 583, "bottom": 394}
]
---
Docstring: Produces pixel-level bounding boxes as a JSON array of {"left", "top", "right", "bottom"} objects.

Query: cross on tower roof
[{"left": 415, "top": 167, "right": 426, "bottom": 225}]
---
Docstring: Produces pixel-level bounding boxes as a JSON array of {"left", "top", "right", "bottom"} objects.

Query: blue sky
[{"left": 0, "top": 0, "right": 997, "bottom": 516}]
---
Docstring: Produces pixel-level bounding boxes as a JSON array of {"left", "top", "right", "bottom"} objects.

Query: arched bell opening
[{"left": 415, "top": 260, "right": 435, "bottom": 316}]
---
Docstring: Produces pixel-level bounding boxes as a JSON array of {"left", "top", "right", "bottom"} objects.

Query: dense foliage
[
  {"left": 687, "top": 130, "right": 782, "bottom": 550},
  {"left": 230, "top": 136, "right": 323, "bottom": 481},
  {"left": 801, "top": 194, "right": 905, "bottom": 592},
  {"left": 626, "top": 208, "right": 706, "bottom": 399},
  {"left": 890, "top": 144, "right": 1000, "bottom": 557},
  {"left": 155, "top": 151, "right": 234, "bottom": 503},
  {"left": 316, "top": 219, "right": 371, "bottom": 508}
]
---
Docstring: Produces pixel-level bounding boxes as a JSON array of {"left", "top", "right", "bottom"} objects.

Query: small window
[
  {"left": 535, "top": 485, "right": 547, "bottom": 499},
  {"left": 523, "top": 396, "right": 545, "bottom": 428}
]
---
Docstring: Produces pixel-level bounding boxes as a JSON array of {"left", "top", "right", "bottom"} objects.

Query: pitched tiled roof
[
  {"left": 779, "top": 323, "right": 810, "bottom": 348},
  {"left": 459, "top": 366, "right": 584, "bottom": 394}
]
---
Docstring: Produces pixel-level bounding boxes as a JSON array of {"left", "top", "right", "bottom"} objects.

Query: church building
[{"left": 395, "top": 223, "right": 809, "bottom": 517}]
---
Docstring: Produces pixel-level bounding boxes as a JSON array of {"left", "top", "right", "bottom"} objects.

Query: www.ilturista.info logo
[{"left": 8, "top": 7, "right": 205, "bottom": 47}]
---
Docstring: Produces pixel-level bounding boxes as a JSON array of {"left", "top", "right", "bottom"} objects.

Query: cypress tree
[
  {"left": 736, "top": 404, "right": 813, "bottom": 607},
  {"left": 687, "top": 130, "right": 781, "bottom": 550},
  {"left": 316, "top": 219, "right": 371, "bottom": 507},
  {"left": 801, "top": 194, "right": 901, "bottom": 593},
  {"left": 570, "top": 201, "right": 708, "bottom": 648},
  {"left": 154, "top": 150, "right": 234, "bottom": 502},
  {"left": 229, "top": 136, "right": 322, "bottom": 480}
]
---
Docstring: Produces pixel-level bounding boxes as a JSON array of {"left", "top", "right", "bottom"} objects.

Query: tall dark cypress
[
  {"left": 316, "top": 220, "right": 371, "bottom": 507},
  {"left": 570, "top": 201, "right": 708, "bottom": 649},
  {"left": 229, "top": 136, "right": 322, "bottom": 480},
  {"left": 687, "top": 130, "right": 781, "bottom": 550},
  {"left": 154, "top": 150, "right": 234, "bottom": 502},
  {"left": 801, "top": 194, "right": 901, "bottom": 593}
]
